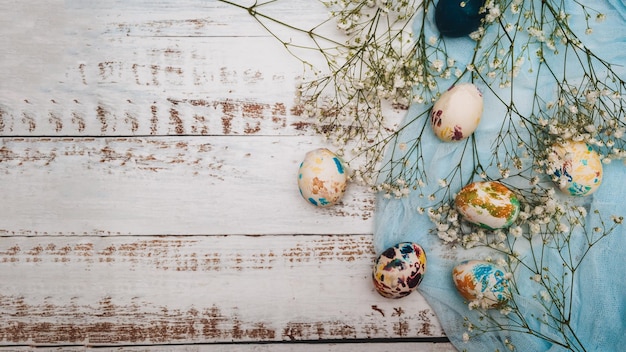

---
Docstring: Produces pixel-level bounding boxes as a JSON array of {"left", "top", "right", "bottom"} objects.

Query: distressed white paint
[
  {"left": 0, "top": 343, "right": 457, "bottom": 352},
  {"left": 0, "top": 0, "right": 450, "bottom": 349},
  {"left": 0, "top": 136, "right": 374, "bottom": 235},
  {"left": 0, "top": 235, "right": 445, "bottom": 345}
]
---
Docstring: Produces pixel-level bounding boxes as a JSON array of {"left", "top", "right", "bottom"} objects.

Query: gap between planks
[{"left": 0, "top": 341, "right": 457, "bottom": 352}]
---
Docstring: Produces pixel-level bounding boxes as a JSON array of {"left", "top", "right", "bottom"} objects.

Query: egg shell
[
  {"left": 372, "top": 242, "right": 427, "bottom": 299},
  {"left": 551, "top": 141, "right": 602, "bottom": 197},
  {"left": 452, "top": 260, "right": 509, "bottom": 309},
  {"left": 435, "top": 0, "right": 486, "bottom": 38},
  {"left": 297, "top": 148, "right": 347, "bottom": 207},
  {"left": 455, "top": 181, "right": 520, "bottom": 230},
  {"left": 430, "top": 83, "right": 483, "bottom": 142}
]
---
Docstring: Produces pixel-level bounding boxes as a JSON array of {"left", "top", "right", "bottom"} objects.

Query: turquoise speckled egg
[
  {"left": 452, "top": 260, "right": 509, "bottom": 309},
  {"left": 372, "top": 242, "right": 427, "bottom": 299},
  {"left": 551, "top": 141, "right": 603, "bottom": 197},
  {"left": 297, "top": 148, "right": 347, "bottom": 207}
]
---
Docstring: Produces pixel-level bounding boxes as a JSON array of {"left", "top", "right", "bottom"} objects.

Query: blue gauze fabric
[{"left": 374, "top": 1, "right": 626, "bottom": 351}]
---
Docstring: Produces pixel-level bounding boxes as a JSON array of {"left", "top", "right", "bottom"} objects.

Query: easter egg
[
  {"left": 430, "top": 83, "right": 483, "bottom": 142},
  {"left": 452, "top": 260, "right": 509, "bottom": 309},
  {"left": 455, "top": 181, "right": 520, "bottom": 230},
  {"left": 297, "top": 148, "right": 347, "bottom": 207},
  {"left": 435, "top": 0, "right": 486, "bottom": 38},
  {"left": 372, "top": 242, "right": 427, "bottom": 299},
  {"left": 551, "top": 141, "right": 602, "bottom": 197}
]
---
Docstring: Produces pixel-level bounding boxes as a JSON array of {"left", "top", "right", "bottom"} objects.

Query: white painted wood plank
[
  {"left": 0, "top": 235, "right": 445, "bottom": 345},
  {"left": 0, "top": 136, "right": 373, "bottom": 236},
  {"left": 0, "top": 343, "right": 458, "bottom": 352},
  {"left": 0, "top": 0, "right": 345, "bottom": 136}
]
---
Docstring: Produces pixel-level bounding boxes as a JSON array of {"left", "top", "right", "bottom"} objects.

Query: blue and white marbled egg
[
  {"left": 372, "top": 242, "right": 427, "bottom": 299},
  {"left": 452, "top": 260, "right": 509, "bottom": 309},
  {"left": 297, "top": 148, "right": 347, "bottom": 207}
]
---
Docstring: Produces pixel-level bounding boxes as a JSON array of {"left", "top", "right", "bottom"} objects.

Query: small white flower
[
  {"left": 431, "top": 59, "right": 444, "bottom": 73},
  {"left": 509, "top": 226, "right": 523, "bottom": 238},
  {"left": 463, "top": 332, "right": 470, "bottom": 342},
  {"left": 611, "top": 215, "right": 624, "bottom": 224}
]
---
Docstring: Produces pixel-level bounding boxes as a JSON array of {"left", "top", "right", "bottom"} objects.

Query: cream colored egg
[
  {"left": 551, "top": 141, "right": 602, "bottom": 196},
  {"left": 430, "top": 83, "right": 483, "bottom": 142},
  {"left": 297, "top": 148, "right": 347, "bottom": 207},
  {"left": 455, "top": 181, "right": 520, "bottom": 230}
]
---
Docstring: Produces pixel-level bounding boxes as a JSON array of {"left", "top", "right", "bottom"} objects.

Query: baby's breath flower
[
  {"left": 509, "top": 226, "right": 523, "bottom": 238},
  {"left": 232, "top": 2, "right": 626, "bottom": 350}
]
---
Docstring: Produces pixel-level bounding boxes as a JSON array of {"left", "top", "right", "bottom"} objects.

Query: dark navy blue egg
[{"left": 435, "top": 0, "right": 485, "bottom": 38}]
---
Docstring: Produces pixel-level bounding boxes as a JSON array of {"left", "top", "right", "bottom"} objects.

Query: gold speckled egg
[{"left": 455, "top": 181, "right": 520, "bottom": 230}]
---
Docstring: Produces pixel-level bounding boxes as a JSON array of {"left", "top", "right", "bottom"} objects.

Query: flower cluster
[
  {"left": 457, "top": 203, "right": 623, "bottom": 351},
  {"left": 220, "top": 0, "right": 624, "bottom": 350}
]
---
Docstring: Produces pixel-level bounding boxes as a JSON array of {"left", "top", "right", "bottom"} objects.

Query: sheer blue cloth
[{"left": 374, "top": 1, "right": 626, "bottom": 351}]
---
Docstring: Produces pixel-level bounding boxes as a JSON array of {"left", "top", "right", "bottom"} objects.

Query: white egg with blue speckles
[{"left": 297, "top": 148, "right": 347, "bottom": 207}]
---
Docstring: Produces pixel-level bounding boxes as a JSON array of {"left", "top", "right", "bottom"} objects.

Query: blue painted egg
[
  {"left": 372, "top": 242, "right": 427, "bottom": 298},
  {"left": 435, "top": 0, "right": 485, "bottom": 38},
  {"left": 297, "top": 148, "right": 347, "bottom": 207},
  {"left": 452, "top": 260, "right": 509, "bottom": 309}
]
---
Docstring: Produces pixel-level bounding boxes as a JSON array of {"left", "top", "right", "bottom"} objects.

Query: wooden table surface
[{"left": 0, "top": 1, "right": 456, "bottom": 350}]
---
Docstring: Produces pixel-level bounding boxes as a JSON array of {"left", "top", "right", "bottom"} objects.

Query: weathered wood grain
[
  {"left": 0, "top": 136, "right": 374, "bottom": 236},
  {"left": 0, "top": 234, "right": 445, "bottom": 346},
  {"left": 0, "top": 343, "right": 458, "bottom": 352},
  {"left": 0, "top": 0, "right": 375, "bottom": 137},
  {"left": 0, "top": 0, "right": 448, "bottom": 349}
]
